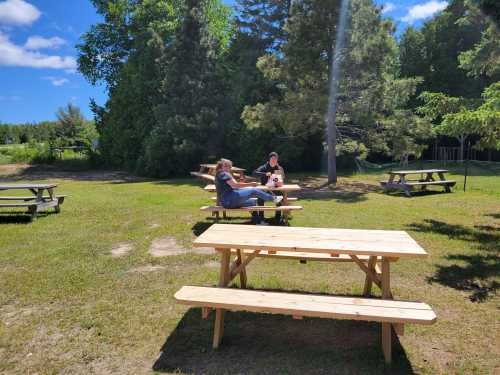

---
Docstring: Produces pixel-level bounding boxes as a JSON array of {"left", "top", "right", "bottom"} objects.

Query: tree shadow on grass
[
  {"left": 153, "top": 308, "right": 414, "bottom": 375},
  {"left": 0, "top": 211, "right": 51, "bottom": 224},
  {"left": 407, "top": 219, "right": 499, "bottom": 302},
  {"left": 294, "top": 178, "right": 380, "bottom": 203}
]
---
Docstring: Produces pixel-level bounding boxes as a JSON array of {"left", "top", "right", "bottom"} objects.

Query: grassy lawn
[{"left": 0, "top": 162, "right": 498, "bottom": 374}]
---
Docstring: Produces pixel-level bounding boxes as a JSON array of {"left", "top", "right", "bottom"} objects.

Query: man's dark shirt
[{"left": 253, "top": 162, "right": 284, "bottom": 185}]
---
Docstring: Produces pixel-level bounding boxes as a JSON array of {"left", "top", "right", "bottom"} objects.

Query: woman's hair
[{"left": 215, "top": 158, "right": 233, "bottom": 173}]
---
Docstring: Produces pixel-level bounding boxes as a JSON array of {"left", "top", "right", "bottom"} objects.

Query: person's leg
[{"left": 229, "top": 188, "right": 274, "bottom": 207}]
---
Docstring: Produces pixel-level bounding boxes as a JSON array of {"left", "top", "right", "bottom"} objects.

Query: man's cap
[{"left": 269, "top": 151, "right": 278, "bottom": 159}]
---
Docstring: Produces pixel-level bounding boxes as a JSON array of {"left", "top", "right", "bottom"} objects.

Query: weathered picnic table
[
  {"left": 380, "top": 169, "right": 456, "bottom": 196},
  {"left": 190, "top": 163, "right": 246, "bottom": 183},
  {"left": 0, "top": 183, "right": 66, "bottom": 220},
  {"left": 202, "top": 183, "right": 302, "bottom": 224},
  {"left": 176, "top": 224, "right": 436, "bottom": 363}
]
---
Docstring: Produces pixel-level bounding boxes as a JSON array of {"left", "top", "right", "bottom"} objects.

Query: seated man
[
  {"left": 215, "top": 158, "right": 282, "bottom": 224},
  {"left": 253, "top": 152, "right": 285, "bottom": 224}
]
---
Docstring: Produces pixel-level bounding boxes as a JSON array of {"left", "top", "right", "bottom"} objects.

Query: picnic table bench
[
  {"left": 0, "top": 183, "right": 66, "bottom": 220},
  {"left": 380, "top": 169, "right": 456, "bottom": 196},
  {"left": 175, "top": 224, "right": 436, "bottom": 364},
  {"left": 202, "top": 184, "right": 302, "bottom": 224}
]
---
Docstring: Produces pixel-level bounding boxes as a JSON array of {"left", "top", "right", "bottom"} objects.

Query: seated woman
[{"left": 215, "top": 158, "right": 282, "bottom": 224}]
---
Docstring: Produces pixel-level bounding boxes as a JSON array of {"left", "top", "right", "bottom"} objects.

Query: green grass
[{"left": 0, "top": 164, "right": 498, "bottom": 374}]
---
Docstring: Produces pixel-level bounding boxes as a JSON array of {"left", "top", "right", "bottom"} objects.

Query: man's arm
[{"left": 252, "top": 163, "right": 269, "bottom": 177}]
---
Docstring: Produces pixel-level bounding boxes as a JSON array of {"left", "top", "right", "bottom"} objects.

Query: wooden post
[
  {"left": 382, "top": 322, "right": 392, "bottom": 364},
  {"left": 381, "top": 257, "right": 391, "bottom": 299},
  {"left": 363, "top": 256, "right": 377, "bottom": 296},
  {"left": 213, "top": 248, "right": 231, "bottom": 348},
  {"left": 236, "top": 249, "right": 247, "bottom": 288},
  {"left": 213, "top": 309, "right": 225, "bottom": 348}
]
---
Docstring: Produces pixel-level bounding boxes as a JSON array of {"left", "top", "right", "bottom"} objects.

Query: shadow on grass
[
  {"left": 153, "top": 308, "right": 414, "bottom": 375},
  {"left": 0, "top": 211, "right": 51, "bottom": 224},
  {"left": 408, "top": 219, "right": 499, "bottom": 302},
  {"left": 293, "top": 178, "right": 380, "bottom": 203}
]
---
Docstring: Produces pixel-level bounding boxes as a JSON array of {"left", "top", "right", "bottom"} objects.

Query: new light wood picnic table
[
  {"left": 0, "top": 183, "right": 66, "bottom": 219},
  {"left": 380, "top": 169, "right": 456, "bottom": 196},
  {"left": 182, "top": 224, "right": 434, "bottom": 363},
  {"left": 194, "top": 223, "right": 427, "bottom": 298}
]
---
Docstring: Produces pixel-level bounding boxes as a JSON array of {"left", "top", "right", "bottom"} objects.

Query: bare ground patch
[
  {"left": 291, "top": 176, "right": 381, "bottom": 200},
  {"left": 111, "top": 242, "right": 133, "bottom": 258},
  {"left": 149, "top": 236, "right": 212, "bottom": 257},
  {"left": 127, "top": 265, "right": 166, "bottom": 273}
]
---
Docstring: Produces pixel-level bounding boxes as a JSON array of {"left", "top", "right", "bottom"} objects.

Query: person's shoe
[
  {"left": 273, "top": 196, "right": 283, "bottom": 205},
  {"left": 257, "top": 220, "right": 269, "bottom": 226}
]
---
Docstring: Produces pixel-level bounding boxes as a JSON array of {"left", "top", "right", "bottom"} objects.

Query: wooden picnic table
[
  {"left": 0, "top": 183, "right": 66, "bottom": 220},
  {"left": 380, "top": 169, "right": 456, "bottom": 196},
  {"left": 185, "top": 223, "right": 433, "bottom": 362},
  {"left": 203, "top": 184, "right": 301, "bottom": 224},
  {"left": 191, "top": 164, "right": 247, "bottom": 183},
  {"left": 194, "top": 224, "right": 427, "bottom": 292}
]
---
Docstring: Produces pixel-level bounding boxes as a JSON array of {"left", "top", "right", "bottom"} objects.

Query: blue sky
[{"left": 0, "top": 0, "right": 448, "bottom": 124}]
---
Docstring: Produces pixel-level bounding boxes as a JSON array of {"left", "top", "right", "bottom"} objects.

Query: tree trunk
[{"left": 325, "top": 0, "right": 350, "bottom": 185}]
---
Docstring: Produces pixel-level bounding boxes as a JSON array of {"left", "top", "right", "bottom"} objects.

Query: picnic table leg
[
  {"left": 438, "top": 172, "right": 451, "bottom": 192},
  {"left": 363, "top": 256, "right": 377, "bottom": 296},
  {"left": 235, "top": 249, "right": 247, "bottom": 288},
  {"left": 381, "top": 256, "right": 393, "bottom": 364},
  {"left": 213, "top": 248, "right": 231, "bottom": 348},
  {"left": 282, "top": 192, "right": 289, "bottom": 225}
]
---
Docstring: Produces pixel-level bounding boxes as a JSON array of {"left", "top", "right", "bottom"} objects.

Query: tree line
[{"left": 76, "top": 0, "right": 498, "bottom": 178}]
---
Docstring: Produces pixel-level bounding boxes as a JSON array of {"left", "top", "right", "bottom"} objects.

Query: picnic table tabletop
[
  {"left": 200, "top": 164, "right": 246, "bottom": 173},
  {"left": 204, "top": 183, "right": 301, "bottom": 193},
  {"left": 388, "top": 169, "right": 448, "bottom": 175},
  {"left": 0, "top": 183, "right": 58, "bottom": 190},
  {"left": 194, "top": 224, "right": 427, "bottom": 259}
]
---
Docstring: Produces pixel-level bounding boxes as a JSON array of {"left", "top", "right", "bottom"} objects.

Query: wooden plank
[
  {"left": 363, "top": 256, "right": 377, "bottom": 296},
  {"left": 204, "top": 184, "right": 301, "bottom": 193},
  {"left": 0, "top": 184, "right": 57, "bottom": 190},
  {"left": 190, "top": 172, "right": 215, "bottom": 182},
  {"left": 388, "top": 169, "right": 448, "bottom": 175},
  {"left": 218, "top": 249, "right": 231, "bottom": 287},
  {"left": 194, "top": 224, "right": 428, "bottom": 258},
  {"left": 200, "top": 205, "right": 303, "bottom": 212},
  {"left": 226, "top": 249, "right": 395, "bottom": 263},
  {"left": 0, "top": 203, "right": 37, "bottom": 207},
  {"left": 175, "top": 286, "right": 437, "bottom": 324},
  {"left": 213, "top": 309, "right": 225, "bottom": 348},
  {"left": 382, "top": 258, "right": 391, "bottom": 299},
  {"left": 405, "top": 180, "right": 456, "bottom": 186},
  {"left": 236, "top": 249, "right": 247, "bottom": 288},
  {"left": 0, "top": 195, "right": 67, "bottom": 201}
]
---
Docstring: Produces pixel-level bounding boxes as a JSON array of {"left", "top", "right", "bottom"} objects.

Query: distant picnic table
[
  {"left": 380, "top": 169, "right": 456, "bottom": 197},
  {"left": 190, "top": 163, "right": 246, "bottom": 183},
  {"left": 0, "top": 183, "right": 66, "bottom": 220},
  {"left": 175, "top": 224, "right": 436, "bottom": 363}
]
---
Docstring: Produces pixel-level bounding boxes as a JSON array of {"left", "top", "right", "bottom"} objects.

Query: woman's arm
[{"left": 226, "top": 178, "right": 258, "bottom": 189}]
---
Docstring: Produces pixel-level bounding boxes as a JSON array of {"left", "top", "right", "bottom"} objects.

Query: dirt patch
[
  {"left": 149, "top": 236, "right": 212, "bottom": 257},
  {"left": 127, "top": 265, "right": 166, "bottom": 273},
  {"left": 0, "top": 163, "right": 145, "bottom": 183},
  {"left": 149, "top": 223, "right": 160, "bottom": 229},
  {"left": 111, "top": 242, "right": 133, "bottom": 258}
]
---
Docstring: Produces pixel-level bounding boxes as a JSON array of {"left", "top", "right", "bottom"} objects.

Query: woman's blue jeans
[{"left": 222, "top": 188, "right": 274, "bottom": 208}]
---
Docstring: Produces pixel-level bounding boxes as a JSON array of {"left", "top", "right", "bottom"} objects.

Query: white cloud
[
  {"left": 0, "top": 0, "right": 40, "bottom": 26},
  {"left": 382, "top": 2, "right": 396, "bottom": 14},
  {"left": 25, "top": 35, "right": 66, "bottom": 50},
  {"left": 401, "top": 0, "right": 448, "bottom": 23},
  {"left": 0, "top": 32, "right": 76, "bottom": 70},
  {"left": 42, "top": 76, "right": 69, "bottom": 86}
]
